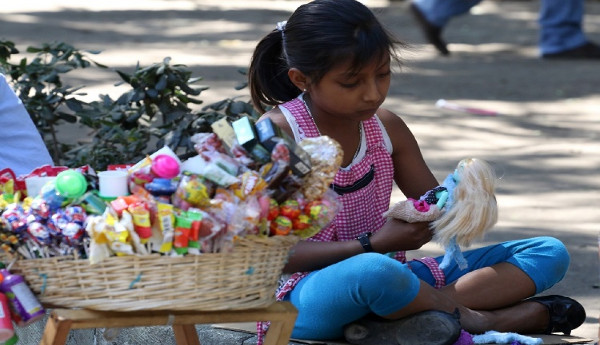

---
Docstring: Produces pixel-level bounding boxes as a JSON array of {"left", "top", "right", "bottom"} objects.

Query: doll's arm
[
  {"left": 384, "top": 184, "right": 449, "bottom": 222},
  {"left": 435, "top": 190, "right": 448, "bottom": 210},
  {"left": 384, "top": 198, "right": 443, "bottom": 222}
]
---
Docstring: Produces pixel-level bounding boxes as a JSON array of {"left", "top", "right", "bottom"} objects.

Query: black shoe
[
  {"left": 344, "top": 310, "right": 461, "bottom": 345},
  {"left": 409, "top": 3, "right": 450, "bottom": 56},
  {"left": 542, "top": 42, "right": 600, "bottom": 60},
  {"left": 528, "top": 295, "right": 586, "bottom": 335}
]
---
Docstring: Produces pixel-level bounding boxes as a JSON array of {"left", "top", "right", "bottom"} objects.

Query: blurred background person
[
  {"left": 0, "top": 74, "right": 53, "bottom": 176},
  {"left": 410, "top": 0, "right": 600, "bottom": 59}
]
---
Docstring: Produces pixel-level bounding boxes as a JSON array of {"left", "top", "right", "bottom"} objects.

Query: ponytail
[{"left": 248, "top": 30, "right": 301, "bottom": 114}]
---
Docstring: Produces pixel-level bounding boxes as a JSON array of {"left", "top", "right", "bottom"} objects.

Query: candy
[
  {"left": 2, "top": 206, "right": 27, "bottom": 234},
  {"left": 129, "top": 204, "right": 152, "bottom": 242},
  {"left": 55, "top": 170, "right": 88, "bottom": 199},
  {"left": 26, "top": 222, "right": 51, "bottom": 245},
  {"left": 62, "top": 222, "right": 85, "bottom": 245},
  {"left": 65, "top": 205, "right": 86, "bottom": 225},
  {"left": 267, "top": 198, "right": 279, "bottom": 221},
  {"left": 280, "top": 200, "right": 301, "bottom": 219},
  {"left": 151, "top": 154, "right": 180, "bottom": 179},
  {"left": 173, "top": 174, "right": 211, "bottom": 210},
  {"left": 304, "top": 200, "right": 328, "bottom": 219},
  {"left": 144, "top": 178, "right": 178, "bottom": 196},
  {"left": 28, "top": 198, "right": 50, "bottom": 219},
  {"left": 48, "top": 211, "right": 68, "bottom": 237},
  {"left": 292, "top": 214, "right": 311, "bottom": 231},
  {"left": 270, "top": 215, "right": 292, "bottom": 236}
]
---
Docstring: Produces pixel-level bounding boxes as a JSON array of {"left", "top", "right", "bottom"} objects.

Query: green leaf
[
  {"left": 155, "top": 75, "right": 168, "bottom": 90},
  {"left": 46, "top": 94, "right": 62, "bottom": 104},
  {"left": 234, "top": 81, "right": 248, "bottom": 90},
  {"left": 57, "top": 112, "right": 78, "bottom": 123},
  {"left": 65, "top": 98, "right": 84, "bottom": 112},
  {"left": 188, "top": 77, "right": 203, "bottom": 84},
  {"left": 146, "top": 88, "right": 159, "bottom": 98},
  {"left": 116, "top": 70, "right": 132, "bottom": 84},
  {"left": 26, "top": 47, "right": 43, "bottom": 53},
  {"left": 229, "top": 100, "right": 247, "bottom": 115},
  {"left": 92, "top": 61, "right": 108, "bottom": 68},
  {"left": 132, "top": 89, "right": 146, "bottom": 102}
]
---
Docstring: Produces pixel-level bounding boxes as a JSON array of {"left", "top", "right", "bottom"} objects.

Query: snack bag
[{"left": 299, "top": 136, "right": 343, "bottom": 201}]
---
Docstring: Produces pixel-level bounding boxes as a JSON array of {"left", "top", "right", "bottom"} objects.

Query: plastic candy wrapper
[
  {"left": 0, "top": 169, "right": 21, "bottom": 205},
  {"left": 200, "top": 150, "right": 241, "bottom": 176},
  {"left": 299, "top": 136, "right": 343, "bottom": 201},
  {"left": 0, "top": 121, "right": 346, "bottom": 263},
  {"left": 0, "top": 199, "right": 89, "bottom": 260},
  {"left": 1, "top": 165, "right": 70, "bottom": 198},
  {"left": 85, "top": 208, "right": 149, "bottom": 264},
  {"left": 191, "top": 132, "right": 228, "bottom": 156},
  {"left": 181, "top": 156, "right": 240, "bottom": 187},
  {"left": 295, "top": 189, "right": 340, "bottom": 239},
  {"left": 232, "top": 171, "right": 267, "bottom": 200},
  {"left": 264, "top": 189, "right": 340, "bottom": 239},
  {"left": 171, "top": 173, "right": 213, "bottom": 211}
]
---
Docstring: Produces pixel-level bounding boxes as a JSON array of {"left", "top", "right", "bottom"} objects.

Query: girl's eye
[
  {"left": 379, "top": 71, "right": 391, "bottom": 78},
  {"left": 340, "top": 81, "right": 359, "bottom": 88}
]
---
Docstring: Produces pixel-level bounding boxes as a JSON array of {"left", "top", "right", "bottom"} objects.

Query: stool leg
[
  {"left": 39, "top": 314, "right": 72, "bottom": 345},
  {"left": 173, "top": 324, "right": 201, "bottom": 345},
  {"left": 263, "top": 320, "right": 294, "bottom": 345}
]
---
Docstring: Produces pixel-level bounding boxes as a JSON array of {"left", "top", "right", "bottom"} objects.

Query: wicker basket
[{"left": 8, "top": 235, "right": 298, "bottom": 312}]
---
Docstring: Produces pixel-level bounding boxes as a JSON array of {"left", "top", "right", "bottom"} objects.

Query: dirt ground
[{"left": 1, "top": 0, "right": 599, "bottom": 343}]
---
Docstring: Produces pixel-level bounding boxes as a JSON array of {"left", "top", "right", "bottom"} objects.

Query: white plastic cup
[
  {"left": 25, "top": 176, "right": 56, "bottom": 197},
  {"left": 98, "top": 170, "right": 129, "bottom": 198}
]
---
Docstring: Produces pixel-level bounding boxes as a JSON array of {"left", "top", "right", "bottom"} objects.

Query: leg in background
[
  {"left": 409, "top": 0, "right": 483, "bottom": 55},
  {"left": 411, "top": 0, "right": 482, "bottom": 27},
  {"left": 539, "top": 0, "right": 587, "bottom": 55}
]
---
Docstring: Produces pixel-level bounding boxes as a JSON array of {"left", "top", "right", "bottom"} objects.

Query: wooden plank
[
  {"left": 41, "top": 302, "right": 298, "bottom": 345},
  {"left": 173, "top": 324, "right": 202, "bottom": 345},
  {"left": 39, "top": 314, "right": 72, "bottom": 345}
]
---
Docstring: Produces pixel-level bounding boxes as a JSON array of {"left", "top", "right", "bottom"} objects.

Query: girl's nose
[{"left": 363, "top": 79, "right": 383, "bottom": 103}]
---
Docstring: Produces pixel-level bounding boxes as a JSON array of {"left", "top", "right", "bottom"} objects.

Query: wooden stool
[{"left": 40, "top": 302, "right": 298, "bottom": 345}]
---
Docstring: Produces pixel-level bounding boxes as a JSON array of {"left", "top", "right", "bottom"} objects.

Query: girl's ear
[{"left": 288, "top": 68, "right": 309, "bottom": 91}]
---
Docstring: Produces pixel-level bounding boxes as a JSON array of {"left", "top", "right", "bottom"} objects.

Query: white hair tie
[
  {"left": 276, "top": 21, "right": 290, "bottom": 63},
  {"left": 276, "top": 21, "right": 287, "bottom": 32}
]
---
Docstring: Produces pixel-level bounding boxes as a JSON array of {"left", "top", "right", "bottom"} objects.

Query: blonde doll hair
[{"left": 431, "top": 158, "right": 498, "bottom": 248}]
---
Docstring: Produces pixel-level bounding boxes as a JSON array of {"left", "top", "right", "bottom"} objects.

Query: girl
[{"left": 248, "top": 1, "right": 585, "bottom": 344}]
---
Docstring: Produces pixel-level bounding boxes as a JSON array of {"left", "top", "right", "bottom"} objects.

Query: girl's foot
[
  {"left": 344, "top": 310, "right": 461, "bottom": 345},
  {"left": 527, "top": 295, "right": 586, "bottom": 335}
]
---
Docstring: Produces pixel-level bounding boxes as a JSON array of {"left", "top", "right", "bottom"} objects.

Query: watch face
[{"left": 357, "top": 232, "right": 374, "bottom": 252}]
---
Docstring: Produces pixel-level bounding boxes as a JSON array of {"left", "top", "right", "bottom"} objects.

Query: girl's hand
[{"left": 371, "top": 218, "right": 433, "bottom": 253}]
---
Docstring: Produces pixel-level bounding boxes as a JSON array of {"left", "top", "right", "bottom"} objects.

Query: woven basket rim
[{"left": 5, "top": 235, "right": 299, "bottom": 311}]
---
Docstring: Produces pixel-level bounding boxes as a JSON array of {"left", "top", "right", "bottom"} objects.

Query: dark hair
[{"left": 248, "top": 0, "right": 406, "bottom": 113}]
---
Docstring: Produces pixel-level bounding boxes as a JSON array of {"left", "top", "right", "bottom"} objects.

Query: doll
[{"left": 384, "top": 158, "right": 498, "bottom": 270}]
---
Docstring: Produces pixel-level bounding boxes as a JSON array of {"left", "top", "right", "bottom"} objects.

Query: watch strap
[{"left": 357, "top": 232, "right": 374, "bottom": 253}]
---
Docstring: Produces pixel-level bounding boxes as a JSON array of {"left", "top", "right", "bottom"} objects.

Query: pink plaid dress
[{"left": 256, "top": 97, "right": 412, "bottom": 343}]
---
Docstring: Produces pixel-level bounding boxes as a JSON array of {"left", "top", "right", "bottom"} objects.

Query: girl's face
[{"left": 309, "top": 55, "right": 391, "bottom": 122}]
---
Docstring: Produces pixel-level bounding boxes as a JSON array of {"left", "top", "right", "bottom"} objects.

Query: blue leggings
[{"left": 285, "top": 236, "right": 569, "bottom": 340}]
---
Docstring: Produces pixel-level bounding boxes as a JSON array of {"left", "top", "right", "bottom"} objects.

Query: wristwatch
[{"left": 356, "top": 232, "right": 374, "bottom": 253}]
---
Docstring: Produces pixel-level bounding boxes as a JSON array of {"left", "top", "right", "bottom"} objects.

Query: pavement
[{"left": 1, "top": 1, "right": 599, "bottom": 344}]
